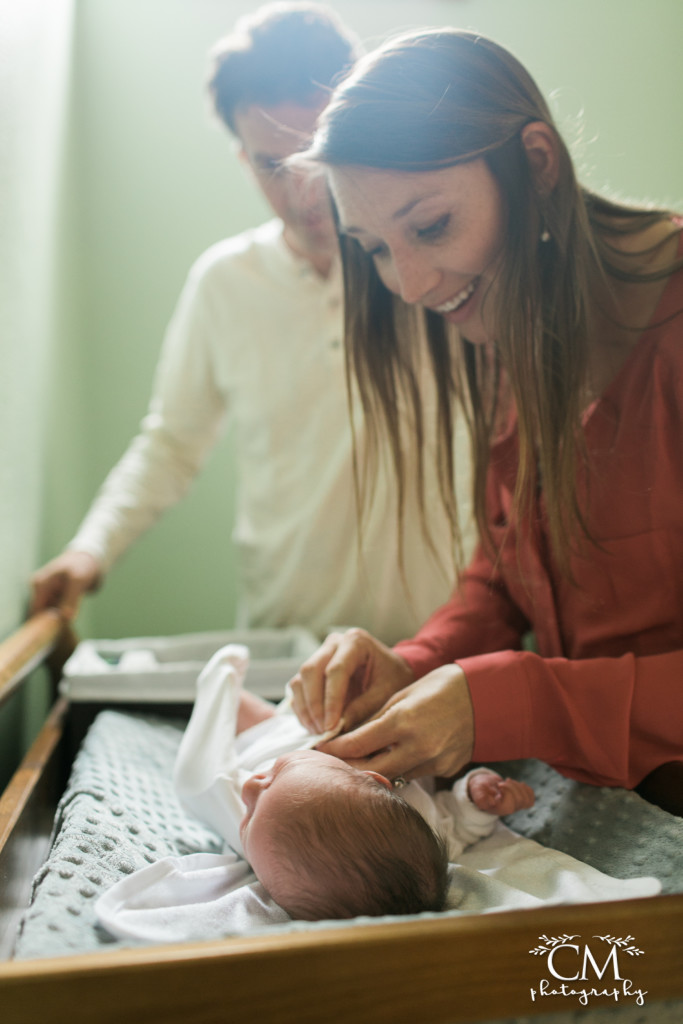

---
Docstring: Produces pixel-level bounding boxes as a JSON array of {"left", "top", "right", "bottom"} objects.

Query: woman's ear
[{"left": 521, "top": 121, "right": 560, "bottom": 195}]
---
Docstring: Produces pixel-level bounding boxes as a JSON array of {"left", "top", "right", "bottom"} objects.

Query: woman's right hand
[
  {"left": 30, "top": 550, "right": 102, "bottom": 620},
  {"left": 288, "top": 628, "right": 415, "bottom": 735}
]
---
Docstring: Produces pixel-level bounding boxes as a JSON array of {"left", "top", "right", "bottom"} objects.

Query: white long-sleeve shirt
[{"left": 71, "top": 219, "right": 473, "bottom": 643}]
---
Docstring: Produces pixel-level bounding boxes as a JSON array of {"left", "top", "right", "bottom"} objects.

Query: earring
[
  {"left": 392, "top": 777, "right": 408, "bottom": 789},
  {"left": 540, "top": 221, "right": 551, "bottom": 243}
]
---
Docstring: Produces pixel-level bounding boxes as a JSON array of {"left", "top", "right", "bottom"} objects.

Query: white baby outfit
[{"left": 96, "top": 645, "right": 660, "bottom": 944}]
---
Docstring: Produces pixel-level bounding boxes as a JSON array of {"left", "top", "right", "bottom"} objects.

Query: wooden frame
[{"left": 1, "top": 615, "right": 682, "bottom": 1023}]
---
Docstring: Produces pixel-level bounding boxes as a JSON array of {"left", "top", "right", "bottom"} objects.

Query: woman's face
[{"left": 328, "top": 159, "right": 505, "bottom": 346}]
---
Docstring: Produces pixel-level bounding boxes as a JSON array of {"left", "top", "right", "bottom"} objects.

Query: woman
[{"left": 288, "top": 29, "right": 683, "bottom": 793}]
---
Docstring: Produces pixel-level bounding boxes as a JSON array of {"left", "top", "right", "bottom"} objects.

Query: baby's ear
[{"left": 363, "top": 770, "right": 393, "bottom": 791}]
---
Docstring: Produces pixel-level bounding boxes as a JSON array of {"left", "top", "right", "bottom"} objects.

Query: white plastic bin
[{"left": 59, "top": 628, "right": 319, "bottom": 702}]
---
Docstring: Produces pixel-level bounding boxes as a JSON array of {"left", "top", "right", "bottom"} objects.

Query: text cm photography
[{"left": 528, "top": 932, "right": 648, "bottom": 1008}]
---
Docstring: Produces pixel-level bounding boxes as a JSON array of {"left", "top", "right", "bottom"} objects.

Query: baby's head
[{"left": 240, "top": 750, "right": 449, "bottom": 920}]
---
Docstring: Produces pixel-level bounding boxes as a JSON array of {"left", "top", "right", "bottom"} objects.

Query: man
[{"left": 31, "top": 2, "right": 469, "bottom": 644}]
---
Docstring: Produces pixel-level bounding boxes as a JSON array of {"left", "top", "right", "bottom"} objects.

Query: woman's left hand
[{"left": 316, "top": 663, "right": 475, "bottom": 781}]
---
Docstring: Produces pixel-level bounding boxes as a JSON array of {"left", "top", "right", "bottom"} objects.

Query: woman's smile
[{"left": 432, "top": 276, "right": 481, "bottom": 320}]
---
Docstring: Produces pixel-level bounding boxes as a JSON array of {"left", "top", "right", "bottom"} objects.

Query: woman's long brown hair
[{"left": 307, "top": 29, "right": 682, "bottom": 577}]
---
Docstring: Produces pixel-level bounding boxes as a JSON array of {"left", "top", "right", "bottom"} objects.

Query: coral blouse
[{"left": 396, "top": 242, "right": 683, "bottom": 788}]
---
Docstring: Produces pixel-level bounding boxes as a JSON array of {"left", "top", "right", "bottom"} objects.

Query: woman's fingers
[
  {"left": 316, "top": 630, "right": 377, "bottom": 730},
  {"left": 289, "top": 629, "right": 413, "bottom": 734},
  {"left": 290, "top": 630, "right": 370, "bottom": 733},
  {"left": 317, "top": 707, "right": 399, "bottom": 761},
  {"left": 288, "top": 632, "right": 343, "bottom": 733},
  {"left": 337, "top": 648, "right": 414, "bottom": 731},
  {"left": 318, "top": 663, "right": 475, "bottom": 781}
]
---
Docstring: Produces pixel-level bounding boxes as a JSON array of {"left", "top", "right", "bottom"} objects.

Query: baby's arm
[
  {"left": 431, "top": 767, "right": 533, "bottom": 858},
  {"left": 236, "top": 691, "right": 277, "bottom": 734},
  {"left": 467, "top": 770, "right": 535, "bottom": 816}
]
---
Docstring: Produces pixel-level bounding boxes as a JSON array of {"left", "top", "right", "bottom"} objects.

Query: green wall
[{"left": 0, "top": 0, "right": 77, "bottom": 786}]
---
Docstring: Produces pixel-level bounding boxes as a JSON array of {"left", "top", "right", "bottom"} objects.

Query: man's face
[{"left": 235, "top": 99, "right": 337, "bottom": 263}]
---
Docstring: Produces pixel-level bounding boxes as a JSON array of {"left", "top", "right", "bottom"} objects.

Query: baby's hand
[{"left": 467, "top": 771, "right": 535, "bottom": 816}]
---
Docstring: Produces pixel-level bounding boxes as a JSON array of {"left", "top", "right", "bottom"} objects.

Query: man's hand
[{"left": 30, "top": 550, "right": 102, "bottom": 620}]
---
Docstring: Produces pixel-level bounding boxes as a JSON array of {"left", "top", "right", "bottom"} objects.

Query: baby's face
[{"left": 240, "top": 750, "right": 390, "bottom": 896}]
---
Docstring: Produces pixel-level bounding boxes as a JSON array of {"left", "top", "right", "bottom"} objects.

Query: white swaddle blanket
[{"left": 96, "top": 645, "right": 660, "bottom": 944}]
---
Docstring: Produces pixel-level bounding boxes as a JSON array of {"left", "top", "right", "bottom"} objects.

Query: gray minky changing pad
[
  {"left": 483, "top": 758, "right": 683, "bottom": 891},
  {"left": 14, "top": 712, "right": 222, "bottom": 959},
  {"left": 13, "top": 713, "right": 683, "bottom": 969}
]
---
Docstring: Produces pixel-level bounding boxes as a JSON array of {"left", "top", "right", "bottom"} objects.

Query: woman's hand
[
  {"left": 288, "top": 628, "right": 415, "bottom": 735},
  {"left": 316, "top": 663, "right": 475, "bottom": 782}
]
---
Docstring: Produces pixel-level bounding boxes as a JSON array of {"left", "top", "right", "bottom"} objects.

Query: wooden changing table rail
[
  {"left": 0, "top": 609, "right": 63, "bottom": 708},
  {"left": 1, "top": 892, "right": 682, "bottom": 1024},
  {"left": 0, "top": 611, "right": 72, "bottom": 959},
  {"left": 0, "top": 697, "right": 69, "bottom": 959}
]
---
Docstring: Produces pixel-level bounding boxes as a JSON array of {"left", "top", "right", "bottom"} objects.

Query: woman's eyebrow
[{"left": 392, "top": 193, "right": 439, "bottom": 220}]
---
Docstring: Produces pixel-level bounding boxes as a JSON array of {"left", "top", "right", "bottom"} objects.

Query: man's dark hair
[{"left": 208, "top": 2, "right": 360, "bottom": 135}]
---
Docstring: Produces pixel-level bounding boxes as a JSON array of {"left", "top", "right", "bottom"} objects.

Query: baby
[{"left": 174, "top": 645, "right": 534, "bottom": 921}]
